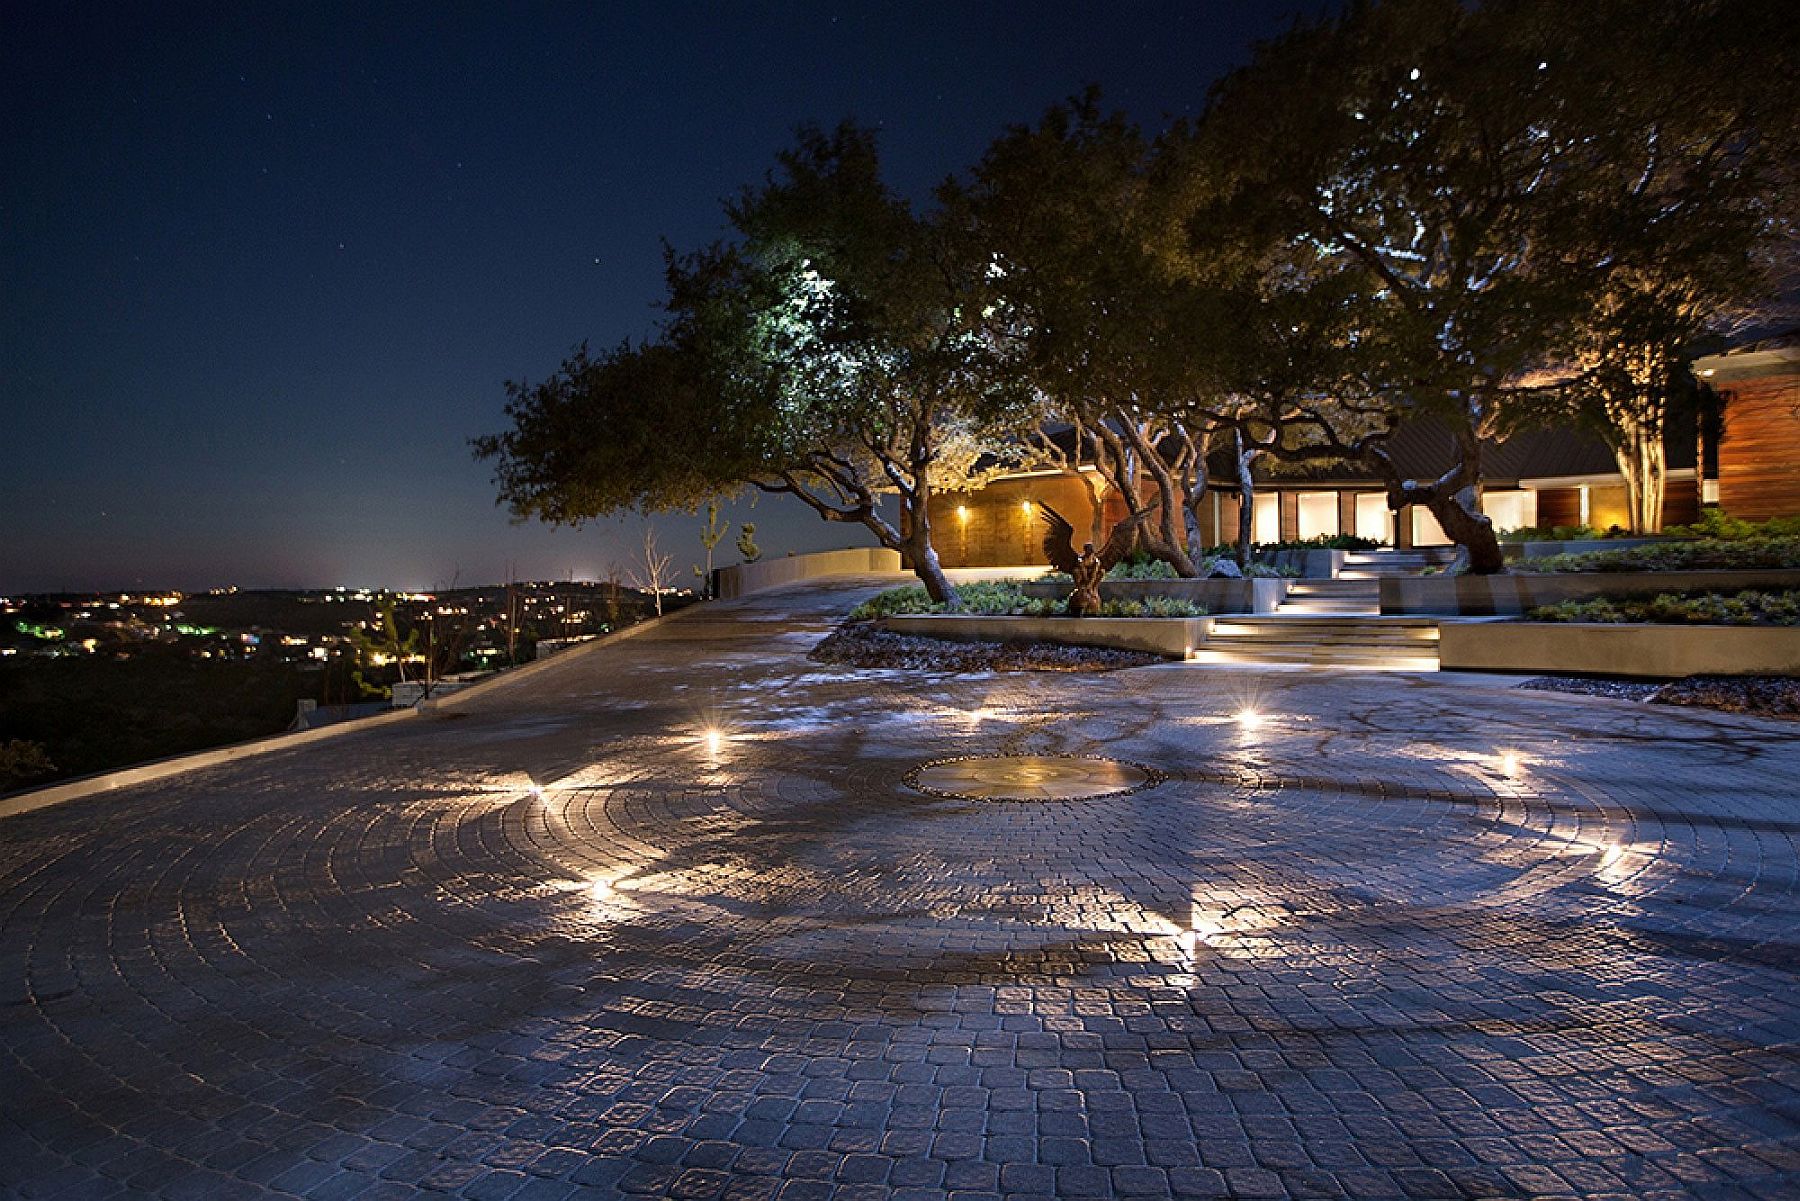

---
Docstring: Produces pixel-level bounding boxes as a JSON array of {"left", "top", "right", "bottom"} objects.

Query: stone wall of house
[{"left": 926, "top": 474, "right": 1104, "bottom": 568}]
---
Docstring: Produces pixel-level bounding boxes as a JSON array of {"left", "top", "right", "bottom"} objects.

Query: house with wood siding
[{"left": 925, "top": 334, "right": 1799, "bottom": 569}]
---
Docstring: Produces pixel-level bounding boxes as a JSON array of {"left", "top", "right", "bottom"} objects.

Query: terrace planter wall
[
  {"left": 1438, "top": 621, "right": 1800, "bottom": 679},
  {"left": 1254, "top": 549, "right": 1344, "bottom": 579},
  {"left": 1014, "top": 577, "right": 1289, "bottom": 614},
  {"left": 880, "top": 614, "right": 1211, "bottom": 659},
  {"left": 715, "top": 547, "right": 904, "bottom": 598},
  {"left": 1381, "top": 570, "right": 1800, "bottom": 616}
]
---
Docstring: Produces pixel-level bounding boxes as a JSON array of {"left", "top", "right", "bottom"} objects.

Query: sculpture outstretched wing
[
  {"left": 1093, "top": 519, "right": 1136, "bottom": 574},
  {"left": 1037, "top": 503, "right": 1083, "bottom": 575}
]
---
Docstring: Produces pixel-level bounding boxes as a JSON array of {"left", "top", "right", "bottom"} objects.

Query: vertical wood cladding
[
  {"left": 1719, "top": 375, "right": 1800, "bottom": 520},
  {"left": 1663, "top": 480, "right": 1700, "bottom": 528},
  {"left": 1535, "top": 487, "right": 1583, "bottom": 528}
]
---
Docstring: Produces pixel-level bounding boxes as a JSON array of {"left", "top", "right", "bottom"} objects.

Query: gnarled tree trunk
[{"left": 1372, "top": 424, "right": 1505, "bottom": 575}]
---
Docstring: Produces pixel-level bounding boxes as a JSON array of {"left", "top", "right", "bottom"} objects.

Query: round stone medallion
[{"left": 904, "top": 754, "right": 1163, "bottom": 801}]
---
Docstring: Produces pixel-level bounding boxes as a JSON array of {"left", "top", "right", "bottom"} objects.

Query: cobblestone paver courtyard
[{"left": 5, "top": 578, "right": 1800, "bottom": 1199}]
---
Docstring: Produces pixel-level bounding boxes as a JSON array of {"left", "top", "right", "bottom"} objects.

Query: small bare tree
[
  {"left": 632, "top": 525, "right": 675, "bottom": 617},
  {"left": 693, "top": 501, "right": 728, "bottom": 598}
]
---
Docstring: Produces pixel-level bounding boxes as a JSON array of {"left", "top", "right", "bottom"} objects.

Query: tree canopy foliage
[{"left": 478, "top": 0, "right": 1796, "bottom": 584}]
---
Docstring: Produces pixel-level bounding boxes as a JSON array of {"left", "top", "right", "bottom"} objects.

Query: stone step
[
  {"left": 1271, "top": 601, "right": 1382, "bottom": 615},
  {"left": 1187, "top": 646, "right": 1440, "bottom": 671},
  {"left": 1208, "top": 636, "right": 1437, "bottom": 653},
  {"left": 1212, "top": 616, "right": 1438, "bottom": 631}
]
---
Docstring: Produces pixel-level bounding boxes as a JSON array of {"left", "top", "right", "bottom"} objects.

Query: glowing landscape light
[
  {"left": 703, "top": 728, "right": 725, "bottom": 756},
  {"left": 1236, "top": 708, "right": 1264, "bottom": 729}
]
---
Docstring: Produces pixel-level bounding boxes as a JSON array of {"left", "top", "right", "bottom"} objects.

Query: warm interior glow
[{"left": 957, "top": 504, "right": 970, "bottom": 521}]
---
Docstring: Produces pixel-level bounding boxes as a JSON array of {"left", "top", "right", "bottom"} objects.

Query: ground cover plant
[
  {"left": 809, "top": 624, "right": 1160, "bottom": 673},
  {"left": 1240, "top": 534, "right": 1385, "bottom": 552},
  {"left": 850, "top": 581, "right": 1204, "bottom": 620},
  {"left": 1529, "top": 589, "right": 1800, "bottom": 626},
  {"left": 1663, "top": 510, "right": 1800, "bottom": 540},
  {"left": 1527, "top": 536, "right": 1800, "bottom": 574},
  {"left": 1500, "top": 524, "right": 1620, "bottom": 542},
  {"left": 1042, "top": 554, "right": 1294, "bottom": 584}
]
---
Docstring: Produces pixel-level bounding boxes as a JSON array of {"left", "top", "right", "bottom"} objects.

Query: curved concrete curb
[
  {"left": 0, "top": 607, "right": 695, "bottom": 820},
  {"left": 0, "top": 708, "right": 419, "bottom": 820},
  {"left": 417, "top": 604, "right": 686, "bottom": 712}
]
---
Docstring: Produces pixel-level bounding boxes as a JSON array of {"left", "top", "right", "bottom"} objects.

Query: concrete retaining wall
[
  {"left": 1439, "top": 622, "right": 1800, "bottom": 678},
  {"left": 1382, "top": 570, "right": 1800, "bottom": 616},
  {"left": 714, "top": 547, "right": 903, "bottom": 598},
  {"left": 881, "top": 614, "right": 1211, "bottom": 658},
  {"left": 1015, "top": 577, "right": 1289, "bottom": 614},
  {"left": 1254, "top": 548, "right": 1344, "bottom": 579}
]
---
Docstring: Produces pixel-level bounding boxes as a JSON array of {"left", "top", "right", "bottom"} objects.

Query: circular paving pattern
[
  {"left": 904, "top": 753, "right": 1163, "bottom": 800},
  {"left": 5, "top": 580, "right": 1800, "bottom": 1200}
]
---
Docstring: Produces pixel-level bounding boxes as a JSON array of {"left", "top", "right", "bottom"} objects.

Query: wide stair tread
[{"left": 1195, "top": 610, "right": 1442, "bottom": 671}]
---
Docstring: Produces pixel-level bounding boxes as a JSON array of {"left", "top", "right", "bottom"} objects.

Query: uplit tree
[
  {"left": 693, "top": 500, "right": 728, "bottom": 597},
  {"left": 479, "top": 125, "right": 1030, "bottom": 605},
  {"left": 663, "top": 124, "right": 1036, "bottom": 603},
  {"left": 949, "top": 94, "right": 1222, "bottom": 575},
  {"left": 1181, "top": 0, "right": 1634, "bottom": 573},
  {"left": 1537, "top": 0, "right": 1797, "bottom": 532}
]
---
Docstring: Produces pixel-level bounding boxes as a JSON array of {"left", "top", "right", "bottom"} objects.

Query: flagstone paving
[{"left": 4, "top": 575, "right": 1800, "bottom": 1200}]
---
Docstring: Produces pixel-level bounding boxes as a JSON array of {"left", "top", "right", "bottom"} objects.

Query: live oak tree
[
  {"left": 1186, "top": 0, "right": 1633, "bottom": 574},
  {"left": 1541, "top": 0, "right": 1798, "bottom": 533},
  {"left": 665, "top": 123, "right": 1036, "bottom": 604},
  {"left": 478, "top": 125, "right": 1028, "bottom": 605},
  {"left": 950, "top": 94, "right": 1221, "bottom": 576}
]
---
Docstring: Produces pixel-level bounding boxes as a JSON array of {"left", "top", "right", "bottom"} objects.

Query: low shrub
[
  {"left": 1500, "top": 524, "right": 1610, "bottom": 542},
  {"left": 1528, "top": 536, "right": 1800, "bottom": 574},
  {"left": 1528, "top": 589, "right": 1800, "bottom": 626},
  {"left": 1663, "top": 509, "right": 1800, "bottom": 541},
  {"left": 850, "top": 582, "right": 1054, "bottom": 619},
  {"left": 1098, "top": 596, "right": 1207, "bottom": 617},
  {"left": 849, "top": 580, "right": 1205, "bottom": 620},
  {"left": 1109, "top": 556, "right": 1181, "bottom": 580},
  {"left": 1259, "top": 533, "right": 1386, "bottom": 551},
  {"left": 1201, "top": 534, "right": 1384, "bottom": 556}
]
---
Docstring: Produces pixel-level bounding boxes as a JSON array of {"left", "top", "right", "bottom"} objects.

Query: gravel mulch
[
  {"left": 1656, "top": 675, "right": 1800, "bottom": 720},
  {"left": 1517, "top": 677, "right": 1665, "bottom": 702},
  {"left": 809, "top": 622, "right": 1162, "bottom": 673},
  {"left": 1520, "top": 674, "right": 1800, "bottom": 720}
]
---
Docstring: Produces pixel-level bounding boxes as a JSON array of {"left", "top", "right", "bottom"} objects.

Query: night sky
[{"left": 2, "top": 2, "right": 1327, "bottom": 593}]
